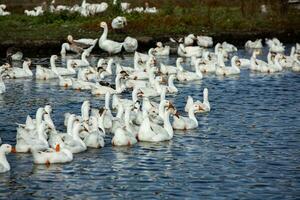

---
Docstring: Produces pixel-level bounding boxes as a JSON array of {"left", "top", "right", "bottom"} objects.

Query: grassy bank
[{"left": 0, "top": 1, "right": 299, "bottom": 56}]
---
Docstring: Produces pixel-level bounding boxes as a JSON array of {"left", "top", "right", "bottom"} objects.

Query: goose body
[
  {"left": 50, "top": 55, "right": 76, "bottom": 76},
  {"left": 123, "top": 36, "right": 138, "bottom": 53},
  {"left": 36, "top": 65, "right": 58, "bottom": 80},
  {"left": 6, "top": 59, "right": 33, "bottom": 79},
  {"left": 172, "top": 104, "right": 202, "bottom": 130},
  {"left": 99, "top": 22, "right": 123, "bottom": 54}
]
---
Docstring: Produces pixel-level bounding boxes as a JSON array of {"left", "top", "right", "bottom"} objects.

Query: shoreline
[{"left": 0, "top": 30, "right": 299, "bottom": 58}]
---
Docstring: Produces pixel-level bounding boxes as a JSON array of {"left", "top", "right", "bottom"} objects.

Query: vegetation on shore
[{"left": 0, "top": 0, "right": 299, "bottom": 45}]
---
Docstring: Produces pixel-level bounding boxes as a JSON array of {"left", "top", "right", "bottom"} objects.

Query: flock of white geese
[
  {"left": 0, "top": 20, "right": 300, "bottom": 173},
  {"left": 0, "top": 0, "right": 157, "bottom": 17}
]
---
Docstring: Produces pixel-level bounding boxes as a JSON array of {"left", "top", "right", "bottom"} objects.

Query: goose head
[
  {"left": 0, "top": 144, "right": 16, "bottom": 154},
  {"left": 67, "top": 35, "right": 73, "bottom": 43},
  {"left": 100, "top": 21, "right": 107, "bottom": 29},
  {"left": 156, "top": 42, "right": 163, "bottom": 48},
  {"left": 44, "top": 105, "right": 52, "bottom": 114}
]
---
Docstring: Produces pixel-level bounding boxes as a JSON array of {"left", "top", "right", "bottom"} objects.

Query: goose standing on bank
[
  {"left": 111, "top": 16, "right": 127, "bottom": 29},
  {"left": 99, "top": 22, "right": 123, "bottom": 54}
]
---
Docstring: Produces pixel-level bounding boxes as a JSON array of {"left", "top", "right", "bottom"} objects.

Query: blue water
[{"left": 0, "top": 48, "right": 299, "bottom": 199}]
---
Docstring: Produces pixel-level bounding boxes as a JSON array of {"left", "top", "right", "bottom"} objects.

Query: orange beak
[
  {"left": 11, "top": 147, "right": 17, "bottom": 153},
  {"left": 55, "top": 144, "right": 60, "bottom": 152}
]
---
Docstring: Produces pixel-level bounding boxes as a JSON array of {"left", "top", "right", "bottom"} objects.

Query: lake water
[{"left": 0, "top": 47, "right": 299, "bottom": 199}]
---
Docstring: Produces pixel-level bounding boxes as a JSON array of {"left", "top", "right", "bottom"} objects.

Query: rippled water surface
[{"left": 0, "top": 47, "right": 299, "bottom": 199}]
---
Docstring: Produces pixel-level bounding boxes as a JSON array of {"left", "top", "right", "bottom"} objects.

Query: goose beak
[
  {"left": 55, "top": 144, "right": 60, "bottom": 152},
  {"left": 137, "top": 91, "right": 144, "bottom": 96},
  {"left": 175, "top": 111, "right": 180, "bottom": 118},
  {"left": 11, "top": 147, "right": 17, "bottom": 153}
]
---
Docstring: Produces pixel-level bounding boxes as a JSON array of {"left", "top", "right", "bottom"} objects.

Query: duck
[
  {"left": 32, "top": 144, "right": 73, "bottom": 165},
  {"left": 137, "top": 107, "right": 173, "bottom": 142},
  {"left": 153, "top": 42, "right": 170, "bottom": 56},
  {"left": 6, "top": 59, "right": 33, "bottom": 79},
  {"left": 99, "top": 22, "right": 123, "bottom": 54},
  {"left": 0, "top": 76, "right": 5, "bottom": 94},
  {"left": 0, "top": 144, "right": 16, "bottom": 173},
  {"left": 36, "top": 65, "right": 58, "bottom": 80},
  {"left": 176, "top": 58, "right": 203, "bottom": 81},
  {"left": 123, "top": 36, "right": 138, "bottom": 53},
  {"left": 245, "top": 39, "right": 263, "bottom": 49},
  {"left": 196, "top": 36, "right": 213, "bottom": 48},
  {"left": 111, "top": 16, "right": 127, "bottom": 29},
  {"left": 172, "top": 104, "right": 202, "bottom": 130},
  {"left": 185, "top": 88, "right": 211, "bottom": 113},
  {"left": 178, "top": 44, "right": 202, "bottom": 57},
  {"left": 50, "top": 55, "right": 76, "bottom": 76}
]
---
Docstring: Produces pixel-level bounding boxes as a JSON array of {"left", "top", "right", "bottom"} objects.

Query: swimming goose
[
  {"left": 67, "top": 50, "right": 90, "bottom": 69},
  {"left": 137, "top": 107, "right": 173, "bottom": 142},
  {"left": 177, "top": 58, "right": 203, "bottom": 81},
  {"left": 58, "top": 75, "right": 73, "bottom": 87},
  {"left": 153, "top": 42, "right": 170, "bottom": 56},
  {"left": 178, "top": 44, "right": 202, "bottom": 57},
  {"left": 172, "top": 104, "right": 202, "bottom": 130},
  {"left": 0, "top": 144, "right": 16, "bottom": 173},
  {"left": 166, "top": 75, "right": 178, "bottom": 93},
  {"left": 216, "top": 55, "right": 241, "bottom": 76},
  {"left": 180, "top": 34, "right": 196, "bottom": 46},
  {"left": 51, "top": 55, "right": 76, "bottom": 76},
  {"left": 0, "top": 76, "right": 5, "bottom": 94},
  {"left": 6, "top": 59, "right": 33, "bottom": 79},
  {"left": 221, "top": 42, "right": 237, "bottom": 52},
  {"left": 185, "top": 88, "right": 211, "bottom": 113},
  {"left": 36, "top": 65, "right": 58, "bottom": 80},
  {"left": 245, "top": 39, "right": 263, "bottom": 49},
  {"left": 83, "top": 116, "right": 105, "bottom": 148},
  {"left": 62, "top": 121, "right": 87, "bottom": 153},
  {"left": 111, "top": 108, "right": 138, "bottom": 146},
  {"left": 196, "top": 36, "right": 213, "bottom": 48},
  {"left": 91, "top": 73, "right": 126, "bottom": 95},
  {"left": 99, "top": 22, "right": 123, "bottom": 54},
  {"left": 60, "top": 42, "right": 83, "bottom": 57},
  {"left": 32, "top": 144, "right": 73, "bottom": 165},
  {"left": 160, "top": 57, "right": 182, "bottom": 75},
  {"left": 123, "top": 36, "right": 138, "bottom": 53}
]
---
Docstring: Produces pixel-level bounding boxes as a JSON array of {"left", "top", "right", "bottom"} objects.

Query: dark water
[{"left": 0, "top": 48, "right": 299, "bottom": 199}]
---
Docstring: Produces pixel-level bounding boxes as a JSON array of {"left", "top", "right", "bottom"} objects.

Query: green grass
[{"left": 0, "top": 2, "right": 299, "bottom": 43}]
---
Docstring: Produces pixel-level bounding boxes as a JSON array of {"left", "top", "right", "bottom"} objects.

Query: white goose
[
  {"left": 67, "top": 50, "right": 90, "bottom": 69},
  {"left": 91, "top": 73, "right": 126, "bottom": 95},
  {"left": 99, "top": 22, "right": 123, "bottom": 54},
  {"left": 50, "top": 55, "right": 76, "bottom": 76},
  {"left": 172, "top": 104, "right": 202, "bottom": 130},
  {"left": 111, "top": 16, "right": 127, "bottom": 29},
  {"left": 32, "top": 144, "right": 73, "bottom": 165},
  {"left": 160, "top": 57, "right": 181, "bottom": 75},
  {"left": 185, "top": 88, "right": 211, "bottom": 113},
  {"left": 178, "top": 44, "right": 202, "bottom": 58},
  {"left": 83, "top": 116, "right": 105, "bottom": 148},
  {"left": 177, "top": 58, "right": 203, "bottom": 81},
  {"left": 153, "top": 42, "right": 170, "bottom": 56},
  {"left": 137, "top": 108, "right": 173, "bottom": 142},
  {"left": 196, "top": 36, "right": 213, "bottom": 48},
  {"left": 36, "top": 65, "right": 58, "bottom": 80},
  {"left": 0, "top": 144, "right": 16, "bottom": 173},
  {"left": 7, "top": 59, "right": 33, "bottom": 79},
  {"left": 216, "top": 55, "right": 241, "bottom": 76},
  {"left": 123, "top": 36, "right": 138, "bottom": 53},
  {"left": 62, "top": 121, "right": 87, "bottom": 153},
  {"left": 245, "top": 39, "right": 263, "bottom": 49},
  {"left": 166, "top": 75, "right": 178, "bottom": 93}
]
